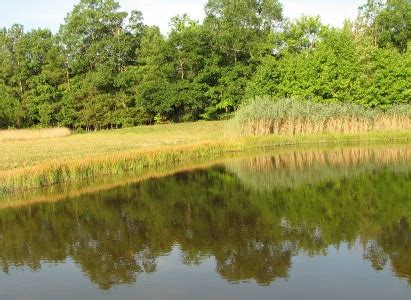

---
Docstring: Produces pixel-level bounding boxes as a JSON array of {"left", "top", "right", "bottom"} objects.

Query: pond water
[{"left": 0, "top": 145, "right": 410, "bottom": 300}]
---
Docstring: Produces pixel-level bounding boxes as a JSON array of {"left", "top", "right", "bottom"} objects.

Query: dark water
[{"left": 0, "top": 146, "right": 410, "bottom": 300}]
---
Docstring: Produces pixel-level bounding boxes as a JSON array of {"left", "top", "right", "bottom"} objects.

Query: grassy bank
[
  {"left": 1, "top": 143, "right": 408, "bottom": 209},
  {"left": 0, "top": 119, "right": 410, "bottom": 194}
]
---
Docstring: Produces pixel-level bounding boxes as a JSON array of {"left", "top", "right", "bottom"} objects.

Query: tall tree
[
  {"left": 58, "top": 0, "right": 137, "bottom": 130},
  {"left": 201, "top": 0, "right": 283, "bottom": 115},
  {"left": 356, "top": 0, "right": 411, "bottom": 52},
  {"left": 204, "top": 0, "right": 283, "bottom": 62}
]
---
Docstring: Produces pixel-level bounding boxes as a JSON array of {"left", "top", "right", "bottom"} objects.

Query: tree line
[{"left": 0, "top": 0, "right": 410, "bottom": 130}]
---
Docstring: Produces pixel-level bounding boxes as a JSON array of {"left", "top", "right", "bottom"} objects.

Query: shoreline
[
  {"left": 0, "top": 140, "right": 409, "bottom": 210},
  {"left": 1, "top": 130, "right": 410, "bottom": 195}
]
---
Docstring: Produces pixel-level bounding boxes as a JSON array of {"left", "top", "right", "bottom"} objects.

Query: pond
[{"left": 0, "top": 145, "right": 410, "bottom": 300}]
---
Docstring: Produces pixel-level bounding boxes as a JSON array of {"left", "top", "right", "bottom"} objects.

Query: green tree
[
  {"left": 356, "top": 0, "right": 411, "bottom": 52},
  {"left": 22, "top": 29, "right": 66, "bottom": 126},
  {"left": 0, "top": 0, "right": 409, "bottom": 129},
  {"left": 58, "top": 0, "right": 139, "bottom": 129},
  {"left": 0, "top": 82, "right": 20, "bottom": 128}
]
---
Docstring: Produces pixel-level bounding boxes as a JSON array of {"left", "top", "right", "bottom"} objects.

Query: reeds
[
  {"left": 231, "top": 97, "right": 411, "bottom": 136},
  {"left": 0, "top": 127, "right": 72, "bottom": 142}
]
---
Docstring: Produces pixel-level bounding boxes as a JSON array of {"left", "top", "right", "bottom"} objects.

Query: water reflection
[{"left": 0, "top": 146, "right": 409, "bottom": 292}]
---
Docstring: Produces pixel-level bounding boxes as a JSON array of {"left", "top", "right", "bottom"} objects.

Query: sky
[{"left": 0, "top": 0, "right": 366, "bottom": 33}]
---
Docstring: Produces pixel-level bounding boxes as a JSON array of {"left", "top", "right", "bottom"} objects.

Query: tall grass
[
  {"left": 231, "top": 97, "right": 411, "bottom": 135},
  {"left": 0, "top": 127, "right": 71, "bottom": 142}
]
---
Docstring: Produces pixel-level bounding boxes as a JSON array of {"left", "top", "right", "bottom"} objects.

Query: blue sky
[{"left": 0, "top": 0, "right": 365, "bottom": 33}]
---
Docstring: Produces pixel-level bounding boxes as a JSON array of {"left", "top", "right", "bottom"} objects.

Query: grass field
[
  {"left": 0, "top": 127, "right": 71, "bottom": 142},
  {"left": 0, "top": 121, "right": 227, "bottom": 170},
  {"left": 0, "top": 120, "right": 410, "bottom": 193}
]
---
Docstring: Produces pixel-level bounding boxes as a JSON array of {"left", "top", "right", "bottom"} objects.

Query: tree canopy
[{"left": 0, "top": 0, "right": 409, "bottom": 129}]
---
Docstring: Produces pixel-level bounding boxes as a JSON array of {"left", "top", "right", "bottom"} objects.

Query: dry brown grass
[
  {"left": 232, "top": 98, "right": 411, "bottom": 136},
  {"left": 0, "top": 127, "right": 72, "bottom": 142},
  {"left": 375, "top": 116, "right": 411, "bottom": 131},
  {"left": 239, "top": 117, "right": 411, "bottom": 136},
  {"left": 0, "top": 121, "right": 227, "bottom": 170}
]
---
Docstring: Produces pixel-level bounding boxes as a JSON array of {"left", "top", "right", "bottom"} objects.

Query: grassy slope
[
  {"left": 0, "top": 121, "right": 227, "bottom": 170},
  {"left": 0, "top": 120, "right": 410, "bottom": 193}
]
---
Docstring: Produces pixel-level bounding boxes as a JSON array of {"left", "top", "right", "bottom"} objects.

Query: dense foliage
[{"left": 0, "top": 0, "right": 410, "bottom": 130}]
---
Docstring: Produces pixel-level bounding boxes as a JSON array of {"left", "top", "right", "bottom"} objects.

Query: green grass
[
  {"left": 0, "top": 121, "right": 227, "bottom": 170},
  {"left": 0, "top": 120, "right": 410, "bottom": 194}
]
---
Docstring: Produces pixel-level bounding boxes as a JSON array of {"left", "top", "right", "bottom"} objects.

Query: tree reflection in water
[{"left": 0, "top": 146, "right": 409, "bottom": 290}]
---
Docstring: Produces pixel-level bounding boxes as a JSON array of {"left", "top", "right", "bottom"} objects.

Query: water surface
[{"left": 0, "top": 145, "right": 410, "bottom": 299}]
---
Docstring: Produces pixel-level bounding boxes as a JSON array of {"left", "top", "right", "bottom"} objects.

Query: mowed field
[{"left": 0, "top": 121, "right": 228, "bottom": 171}]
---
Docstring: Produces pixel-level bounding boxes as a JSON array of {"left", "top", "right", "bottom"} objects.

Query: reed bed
[
  {"left": 232, "top": 97, "right": 411, "bottom": 136},
  {"left": 0, "top": 127, "right": 71, "bottom": 142}
]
